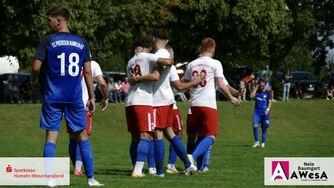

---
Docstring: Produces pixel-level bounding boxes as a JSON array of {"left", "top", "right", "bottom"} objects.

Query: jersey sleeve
[
  {"left": 148, "top": 53, "right": 159, "bottom": 64},
  {"left": 214, "top": 60, "right": 224, "bottom": 78},
  {"left": 83, "top": 40, "right": 93, "bottom": 62},
  {"left": 91, "top": 61, "right": 103, "bottom": 79},
  {"left": 222, "top": 75, "right": 229, "bottom": 85},
  {"left": 34, "top": 37, "right": 47, "bottom": 61},
  {"left": 169, "top": 65, "right": 180, "bottom": 82}
]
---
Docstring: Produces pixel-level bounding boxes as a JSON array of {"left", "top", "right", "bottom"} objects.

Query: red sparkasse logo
[
  {"left": 6, "top": 164, "right": 12, "bottom": 173},
  {"left": 272, "top": 161, "right": 289, "bottom": 181}
]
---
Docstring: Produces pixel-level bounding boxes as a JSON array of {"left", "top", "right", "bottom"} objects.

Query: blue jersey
[
  {"left": 35, "top": 32, "right": 92, "bottom": 103},
  {"left": 254, "top": 90, "right": 272, "bottom": 112}
]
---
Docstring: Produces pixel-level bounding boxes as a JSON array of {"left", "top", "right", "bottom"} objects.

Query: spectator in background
[
  {"left": 108, "top": 78, "right": 115, "bottom": 103},
  {"left": 20, "top": 79, "right": 32, "bottom": 103},
  {"left": 121, "top": 77, "right": 130, "bottom": 101},
  {"left": 261, "top": 64, "right": 276, "bottom": 102},
  {"left": 114, "top": 80, "right": 122, "bottom": 103},
  {"left": 239, "top": 73, "right": 254, "bottom": 101},
  {"left": 326, "top": 84, "right": 334, "bottom": 100},
  {"left": 10, "top": 78, "right": 22, "bottom": 104},
  {"left": 282, "top": 69, "right": 293, "bottom": 102},
  {"left": 294, "top": 80, "right": 303, "bottom": 99}
]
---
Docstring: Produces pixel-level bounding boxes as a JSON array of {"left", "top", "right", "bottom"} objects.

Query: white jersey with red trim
[
  {"left": 126, "top": 52, "right": 158, "bottom": 107},
  {"left": 82, "top": 60, "right": 103, "bottom": 105},
  {"left": 170, "top": 65, "right": 181, "bottom": 110},
  {"left": 184, "top": 56, "right": 224, "bottom": 109},
  {"left": 153, "top": 49, "right": 175, "bottom": 106}
]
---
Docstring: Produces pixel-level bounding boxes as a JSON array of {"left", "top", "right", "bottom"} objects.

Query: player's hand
[
  {"left": 86, "top": 98, "right": 96, "bottom": 114},
  {"left": 100, "top": 99, "right": 108, "bottom": 111},
  {"left": 129, "top": 73, "right": 141, "bottom": 85},
  {"left": 193, "top": 75, "right": 203, "bottom": 85},
  {"left": 230, "top": 96, "right": 240, "bottom": 106},
  {"left": 265, "top": 108, "right": 270, "bottom": 115}
]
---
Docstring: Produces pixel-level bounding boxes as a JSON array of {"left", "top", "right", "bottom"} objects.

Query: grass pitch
[{"left": 0, "top": 99, "right": 333, "bottom": 187}]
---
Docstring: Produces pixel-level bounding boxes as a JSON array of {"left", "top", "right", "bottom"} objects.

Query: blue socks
[
  {"left": 43, "top": 142, "right": 56, "bottom": 157},
  {"left": 253, "top": 127, "right": 259, "bottom": 142},
  {"left": 199, "top": 145, "right": 212, "bottom": 171},
  {"left": 129, "top": 141, "right": 138, "bottom": 166},
  {"left": 147, "top": 140, "right": 155, "bottom": 169},
  {"left": 136, "top": 139, "right": 150, "bottom": 162},
  {"left": 154, "top": 139, "right": 165, "bottom": 175},
  {"left": 79, "top": 139, "right": 94, "bottom": 178},
  {"left": 170, "top": 136, "right": 191, "bottom": 168},
  {"left": 192, "top": 137, "right": 214, "bottom": 161},
  {"left": 168, "top": 142, "right": 177, "bottom": 165}
]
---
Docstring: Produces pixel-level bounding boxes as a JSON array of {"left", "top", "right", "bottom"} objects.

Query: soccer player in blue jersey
[
  {"left": 250, "top": 79, "right": 273, "bottom": 148},
  {"left": 31, "top": 7, "right": 102, "bottom": 186}
]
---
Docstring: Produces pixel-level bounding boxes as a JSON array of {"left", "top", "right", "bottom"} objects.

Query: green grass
[{"left": 0, "top": 99, "right": 333, "bottom": 187}]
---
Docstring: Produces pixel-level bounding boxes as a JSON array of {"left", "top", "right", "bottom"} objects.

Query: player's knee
[
  {"left": 46, "top": 130, "right": 58, "bottom": 143},
  {"left": 253, "top": 124, "right": 259, "bottom": 128},
  {"left": 140, "top": 132, "right": 152, "bottom": 141},
  {"left": 165, "top": 127, "right": 175, "bottom": 140},
  {"left": 154, "top": 129, "right": 164, "bottom": 140}
]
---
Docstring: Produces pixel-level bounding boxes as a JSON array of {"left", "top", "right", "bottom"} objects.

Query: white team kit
[
  {"left": 81, "top": 60, "right": 103, "bottom": 105},
  {"left": 184, "top": 56, "right": 225, "bottom": 110},
  {"left": 126, "top": 52, "right": 159, "bottom": 107},
  {"left": 153, "top": 49, "right": 175, "bottom": 106}
]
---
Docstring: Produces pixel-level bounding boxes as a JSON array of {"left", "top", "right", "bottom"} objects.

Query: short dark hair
[
  {"left": 152, "top": 29, "right": 169, "bottom": 40},
  {"left": 47, "top": 7, "right": 70, "bottom": 21},
  {"left": 135, "top": 37, "right": 152, "bottom": 48},
  {"left": 258, "top": 78, "right": 266, "bottom": 83}
]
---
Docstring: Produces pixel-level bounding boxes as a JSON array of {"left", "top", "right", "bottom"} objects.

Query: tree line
[{"left": 1, "top": 0, "right": 333, "bottom": 78}]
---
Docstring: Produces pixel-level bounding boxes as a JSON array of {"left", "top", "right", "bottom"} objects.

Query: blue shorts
[
  {"left": 40, "top": 102, "right": 86, "bottom": 132},
  {"left": 252, "top": 111, "right": 270, "bottom": 128}
]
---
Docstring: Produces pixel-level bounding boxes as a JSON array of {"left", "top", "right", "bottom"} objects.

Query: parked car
[
  {"left": 103, "top": 71, "right": 126, "bottom": 83},
  {"left": 290, "top": 71, "right": 319, "bottom": 99}
]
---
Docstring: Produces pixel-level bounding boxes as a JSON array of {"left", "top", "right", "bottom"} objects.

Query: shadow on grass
[
  {"left": 95, "top": 167, "right": 132, "bottom": 176},
  {"left": 221, "top": 144, "right": 251, "bottom": 148}
]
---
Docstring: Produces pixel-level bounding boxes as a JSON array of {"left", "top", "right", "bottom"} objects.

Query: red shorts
[
  {"left": 186, "top": 106, "right": 218, "bottom": 137},
  {"left": 67, "top": 111, "right": 93, "bottom": 135},
  {"left": 125, "top": 105, "right": 154, "bottom": 133},
  {"left": 153, "top": 104, "right": 173, "bottom": 129},
  {"left": 172, "top": 109, "right": 183, "bottom": 132}
]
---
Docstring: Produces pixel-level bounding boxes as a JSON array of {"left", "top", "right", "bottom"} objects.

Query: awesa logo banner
[{"left": 264, "top": 157, "right": 334, "bottom": 185}]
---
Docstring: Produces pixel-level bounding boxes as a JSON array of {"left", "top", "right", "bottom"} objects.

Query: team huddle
[{"left": 31, "top": 6, "right": 273, "bottom": 187}]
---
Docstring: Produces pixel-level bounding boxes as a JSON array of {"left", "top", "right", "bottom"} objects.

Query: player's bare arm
[
  {"left": 228, "top": 85, "right": 240, "bottom": 97},
  {"left": 131, "top": 70, "right": 160, "bottom": 83},
  {"left": 83, "top": 61, "right": 96, "bottom": 113},
  {"left": 96, "top": 75, "right": 109, "bottom": 111},
  {"left": 171, "top": 75, "right": 203, "bottom": 91},
  {"left": 250, "top": 84, "right": 259, "bottom": 99},
  {"left": 31, "top": 59, "right": 42, "bottom": 83},
  {"left": 265, "top": 99, "right": 272, "bottom": 115},
  {"left": 215, "top": 77, "right": 240, "bottom": 106},
  {"left": 156, "top": 57, "right": 173, "bottom": 66}
]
